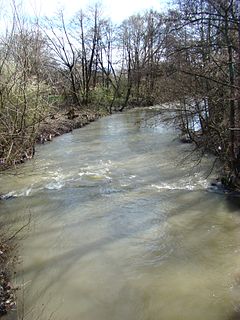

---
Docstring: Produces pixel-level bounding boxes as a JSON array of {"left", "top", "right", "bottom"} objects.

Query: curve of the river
[{"left": 1, "top": 108, "right": 240, "bottom": 320}]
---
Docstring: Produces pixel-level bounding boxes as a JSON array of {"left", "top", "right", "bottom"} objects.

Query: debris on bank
[
  {"left": 0, "top": 239, "right": 17, "bottom": 317},
  {"left": 36, "top": 108, "right": 104, "bottom": 144},
  {"left": 0, "top": 107, "right": 106, "bottom": 169}
]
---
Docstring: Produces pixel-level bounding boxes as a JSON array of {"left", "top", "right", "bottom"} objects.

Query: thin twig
[{"left": 6, "top": 214, "right": 31, "bottom": 242}]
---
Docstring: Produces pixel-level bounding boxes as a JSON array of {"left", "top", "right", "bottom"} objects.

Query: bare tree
[
  {"left": 0, "top": 7, "right": 52, "bottom": 168},
  {"left": 43, "top": 11, "right": 80, "bottom": 106}
]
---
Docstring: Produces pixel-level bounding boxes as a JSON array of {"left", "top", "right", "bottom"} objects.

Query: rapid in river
[{"left": 1, "top": 108, "right": 240, "bottom": 320}]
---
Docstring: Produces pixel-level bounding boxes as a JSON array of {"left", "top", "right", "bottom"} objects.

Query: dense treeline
[
  {"left": 0, "top": 0, "right": 239, "bottom": 188},
  {"left": 167, "top": 0, "right": 240, "bottom": 188}
]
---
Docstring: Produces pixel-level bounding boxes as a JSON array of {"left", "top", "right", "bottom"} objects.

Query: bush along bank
[{"left": 0, "top": 107, "right": 108, "bottom": 170}]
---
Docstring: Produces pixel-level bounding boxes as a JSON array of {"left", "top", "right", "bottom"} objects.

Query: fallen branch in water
[{"left": 6, "top": 215, "right": 31, "bottom": 243}]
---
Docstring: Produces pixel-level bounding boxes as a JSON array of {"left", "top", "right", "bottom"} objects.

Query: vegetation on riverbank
[
  {"left": 164, "top": 0, "right": 240, "bottom": 192},
  {"left": 0, "top": 0, "right": 240, "bottom": 317},
  {"left": 0, "top": 233, "right": 17, "bottom": 316},
  {"left": 36, "top": 107, "right": 107, "bottom": 144},
  {"left": 0, "top": 0, "right": 239, "bottom": 190}
]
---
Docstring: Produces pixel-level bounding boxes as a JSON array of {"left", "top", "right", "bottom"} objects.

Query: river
[{"left": 1, "top": 108, "right": 240, "bottom": 320}]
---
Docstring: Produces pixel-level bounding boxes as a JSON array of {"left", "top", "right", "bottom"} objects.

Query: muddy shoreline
[{"left": 36, "top": 108, "right": 106, "bottom": 144}]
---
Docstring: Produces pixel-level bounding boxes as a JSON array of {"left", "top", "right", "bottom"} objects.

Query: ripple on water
[
  {"left": 150, "top": 175, "right": 209, "bottom": 192},
  {"left": 2, "top": 109, "right": 240, "bottom": 320}
]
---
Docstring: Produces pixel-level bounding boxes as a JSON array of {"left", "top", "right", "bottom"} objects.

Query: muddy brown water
[{"left": 1, "top": 108, "right": 240, "bottom": 320}]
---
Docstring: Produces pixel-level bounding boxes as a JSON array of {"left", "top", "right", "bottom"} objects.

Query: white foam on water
[
  {"left": 2, "top": 191, "right": 17, "bottom": 199},
  {"left": 150, "top": 174, "right": 209, "bottom": 192},
  {"left": 45, "top": 181, "right": 65, "bottom": 190},
  {"left": 77, "top": 160, "right": 113, "bottom": 181},
  {"left": 3, "top": 187, "right": 33, "bottom": 198},
  {"left": 78, "top": 171, "right": 111, "bottom": 179}
]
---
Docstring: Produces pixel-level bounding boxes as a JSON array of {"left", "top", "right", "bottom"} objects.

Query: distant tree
[{"left": 43, "top": 10, "right": 81, "bottom": 106}]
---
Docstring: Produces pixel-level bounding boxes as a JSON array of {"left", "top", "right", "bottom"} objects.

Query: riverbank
[
  {"left": 36, "top": 107, "right": 108, "bottom": 145},
  {"left": 0, "top": 106, "right": 109, "bottom": 170},
  {"left": 0, "top": 106, "right": 108, "bottom": 317},
  {"left": 0, "top": 234, "right": 17, "bottom": 317},
  {"left": 0, "top": 107, "right": 238, "bottom": 320}
]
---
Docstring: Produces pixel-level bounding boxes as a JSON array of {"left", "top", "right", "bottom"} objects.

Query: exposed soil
[{"left": 36, "top": 107, "right": 107, "bottom": 144}]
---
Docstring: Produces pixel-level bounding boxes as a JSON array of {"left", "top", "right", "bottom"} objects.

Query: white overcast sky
[{"left": 14, "top": 0, "right": 170, "bottom": 23}]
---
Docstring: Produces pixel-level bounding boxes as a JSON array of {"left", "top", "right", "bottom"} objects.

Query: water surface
[{"left": 1, "top": 108, "right": 240, "bottom": 320}]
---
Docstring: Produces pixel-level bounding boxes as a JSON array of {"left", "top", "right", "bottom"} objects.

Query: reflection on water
[{"left": 1, "top": 109, "right": 240, "bottom": 320}]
